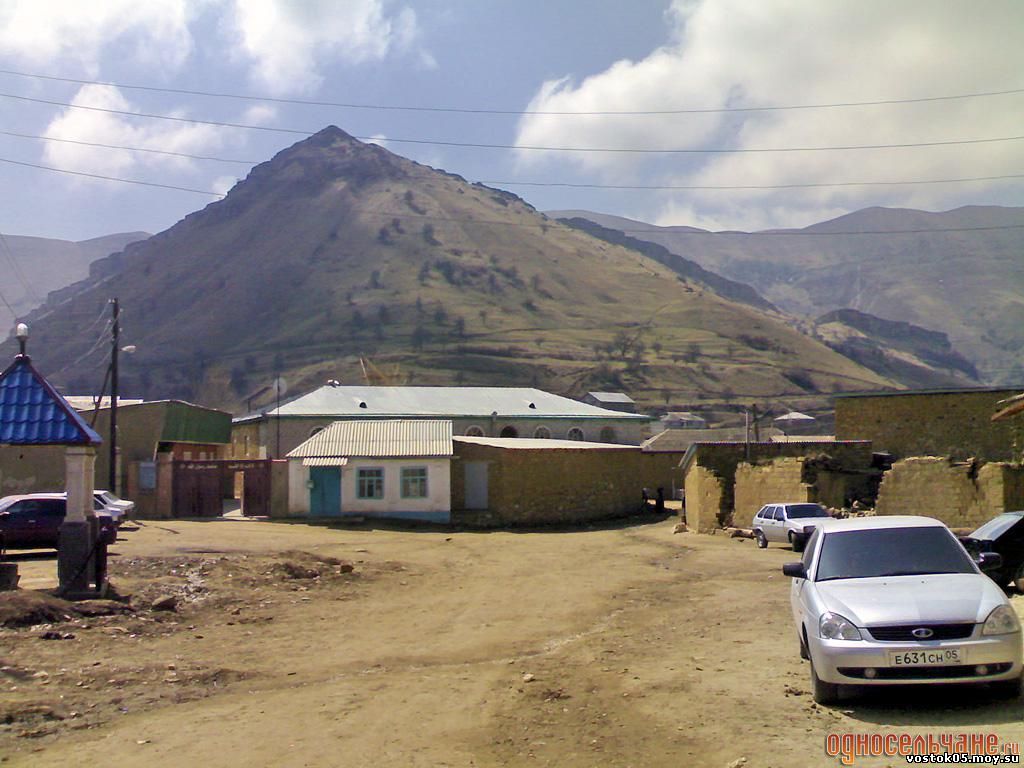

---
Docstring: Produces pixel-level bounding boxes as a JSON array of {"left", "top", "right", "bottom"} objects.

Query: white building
[{"left": 286, "top": 419, "right": 453, "bottom": 523}]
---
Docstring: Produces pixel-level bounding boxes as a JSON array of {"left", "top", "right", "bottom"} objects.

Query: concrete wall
[
  {"left": 683, "top": 465, "right": 724, "bottom": 533},
  {"left": 836, "top": 389, "right": 1024, "bottom": 461},
  {"left": 875, "top": 458, "right": 1024, "bottom": 528},
  {"left": 450, "top": 441, "right": 650, "bottom": 527},
  {"left": 0, "top": 444, "right": 65, "bottom": 495},
  {"left": 734, "top": 458, "right": 812, "bottom": 527}
]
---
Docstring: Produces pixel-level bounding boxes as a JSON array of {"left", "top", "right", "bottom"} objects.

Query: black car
[
  {"left": 963, "top": 511, "right": 1024, "bottom": 590},
  {"left": 0, "top": 494, "right": 118, "bottom": 551}
]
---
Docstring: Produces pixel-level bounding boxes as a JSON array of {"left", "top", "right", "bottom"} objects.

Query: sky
[{"left": 0, "top": 0, "right": 1022, "bottom": 241}]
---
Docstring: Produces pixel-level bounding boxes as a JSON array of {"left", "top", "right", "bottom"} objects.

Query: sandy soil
[{"left": 2, "top": 516, "right": 1023, "bottom": 767}]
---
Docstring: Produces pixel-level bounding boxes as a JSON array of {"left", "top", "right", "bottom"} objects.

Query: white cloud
[
  {"left": 515, "top": 0, "right": 1024, "bottom": 228},
  {"left": 227, "top": 0, "right": 428, "bottom": 94},
  {"left": 42, "top": 85, "right": 227, "bottom": 178},
  {"left": 0, "top": 0, "right": 194, "bottom": 75}
]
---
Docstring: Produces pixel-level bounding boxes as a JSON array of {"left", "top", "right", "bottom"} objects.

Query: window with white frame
[
  {"left": 567, "top": 427, "right": 584, "bottom": 441},
  {"left": 357, "top": 468, "right": 384, "bottom": 499},
  {"left": 401, "top": 467, "right": 429, "bottom": 499}
]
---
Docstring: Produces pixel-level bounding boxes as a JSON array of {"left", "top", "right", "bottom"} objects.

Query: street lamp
[{"left": 15, "top": 323, "right": 28, "bottom": 357}]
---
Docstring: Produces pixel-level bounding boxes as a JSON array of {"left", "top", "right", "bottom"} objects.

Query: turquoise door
[{"left": 309, "top": 466, "right": 341, "bottom": 516}]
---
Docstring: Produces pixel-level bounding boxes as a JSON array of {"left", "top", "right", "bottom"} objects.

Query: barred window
[
  {"left": 401, "top": 467, "right": 428, "bottom": 499},
  {"left": 357, "top": 468, "right": 384, "bottom": 499}
]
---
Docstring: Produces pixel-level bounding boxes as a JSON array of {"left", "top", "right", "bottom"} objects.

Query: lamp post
[{"left": 109, "top": 299, "right": 119, "bottom": 492}]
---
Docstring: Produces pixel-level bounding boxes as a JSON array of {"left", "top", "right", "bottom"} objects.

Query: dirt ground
[{"left": 2, "top": 515, "right": 1024, "bottom": 768}]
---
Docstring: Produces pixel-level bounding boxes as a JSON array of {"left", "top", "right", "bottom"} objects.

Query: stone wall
[
  {"left": 683, "top": 465, "right": 725, "bottom": 533},
  {"left": 682, "top": 441, "right": 873, "bottom": 531},
  {"left": 734, "top": 458, "right": 812, "bottom": 527},
  {"left": 451, "top": 441, "right": 654, "bottom": 527},
  {"left": 835, "top": 389, "right": 1024, "bottom": 461},
  {"left": 874, "top": 458, "right": 1024, "bottom": 528}
]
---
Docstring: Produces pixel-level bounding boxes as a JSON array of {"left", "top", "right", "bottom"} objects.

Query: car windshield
[
  {"left": 816, "top": 526, "right": 976, "bottom": 581},
  {"left": 787, "top": 504, "right": 829, "bottom": 519},
  {"left": 970, "top": 513, "right": 1024, "bottom": 542}
]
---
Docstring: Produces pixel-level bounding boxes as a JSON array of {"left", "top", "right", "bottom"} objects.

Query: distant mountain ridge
[
  {"left": 549, "top": 206, "right": 1024, "bottom": 384},
  {"left": 10, "top": 126, "right": 896, "bottom": 412},
  {"left": 0, "top": 231, "right": 149, "bottom": 332}
]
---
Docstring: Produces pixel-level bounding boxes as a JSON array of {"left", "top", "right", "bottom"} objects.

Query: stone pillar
[{"left": 58, "top": 446, "right": 97, "bottom": 596}]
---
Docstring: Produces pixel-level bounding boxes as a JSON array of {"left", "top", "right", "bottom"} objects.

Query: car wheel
[
  {"left": 991, "top": 675, "right": 1024, "bottom": 700},
  {"left": 755, "top": 530, "right": 768, "bottom": 549},
  {"left": 1013, "top": 564, "right": 1024, "bottom": 593},
  {"left": 810, "top": 659, "right": 840, "bottom": 705},
  {"left": 789, "top": 530, "right": 806, "bottom": 553}
]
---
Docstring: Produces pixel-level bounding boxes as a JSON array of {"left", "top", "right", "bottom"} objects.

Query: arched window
[
  {"left": 500, "top": 425, "right": 519, "bottom": 438},
  {"left": 567, "top": 427, "right": 584, "bottom": 441},
  {"left": 465, "top": 425, "right": 485, "bottom": 437},
  {"left": 533, "top": 426, "right": 551, "bottom": 439},
  {"left": 599, "top": 426, "right": 617, "bottom": 443}
]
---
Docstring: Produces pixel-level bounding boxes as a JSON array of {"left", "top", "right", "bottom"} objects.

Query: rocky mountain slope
[
  {"left": 550, "top": 206, "right": 1024, "bottom": 384},
  {"left": 12, "top": 127, "right": 897, "bottom": 413}
]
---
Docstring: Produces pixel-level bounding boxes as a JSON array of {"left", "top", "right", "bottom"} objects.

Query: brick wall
[
  {"left": 734, "top": 458, "right": 813, "bottom": 527},
  {"left": 874, "top": 458, "right": 1024, "bottom": 528},
  {"left": 835, "top": 389, "right": 1024, "bottom": 461},
  {"left": 451, "top": 441, "right": 652, "bottom": 526}
]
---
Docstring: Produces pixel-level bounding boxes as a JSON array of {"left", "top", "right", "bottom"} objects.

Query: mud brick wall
[
  {"left": 734, "top": 458, "right": 813, "bottom": 527},
  {"left": 874, "top": 458, "right": 1024, "bottom": 528},
  {"left": 451, "top": 441, "right": 653, "bottom": 527},
  {"left": 835, "top": 390, "right": 1024, "bottom": 461},
  {"left": 683, "top": 464, "right": 725, "bottom": 533}
]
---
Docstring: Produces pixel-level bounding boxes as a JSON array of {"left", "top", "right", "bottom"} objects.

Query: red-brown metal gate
[{"left": 171, "top": 459, "right": 272, "bottom": 518}]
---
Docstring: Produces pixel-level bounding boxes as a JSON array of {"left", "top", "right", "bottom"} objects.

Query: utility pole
[{"left": 109, "top": 298, "right": 119, "bottom": 492}]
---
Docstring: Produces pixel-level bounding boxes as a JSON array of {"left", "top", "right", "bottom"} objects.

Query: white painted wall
[
  {"left": 287, "top": 460, "right": 309, "bottom": 515},
  {"left": 342, "top": 458, "right": 451, "bottom": 522}
]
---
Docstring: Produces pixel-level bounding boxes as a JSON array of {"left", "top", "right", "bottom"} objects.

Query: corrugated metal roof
[
  {"left": 454, "top": 436, "right": 632, "bottom": 450},
  {"left": 288, "top": 420, "right": 453, "bottom": 459},
  {"left": 0, "top": 357, "right": 102, "bottom": 445},
  {"left": 257, "top": 386, "right": 648, "bottom": 420},
  {"left": 302, "top": 457, "right": 349, "bottom": 467},
  {"left": 586, "top": 391, "right": 635, "bottom": 404}
]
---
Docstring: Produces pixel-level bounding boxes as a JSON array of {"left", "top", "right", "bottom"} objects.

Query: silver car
[
  {"left": 783, "top": 515, "right": 1023, "bottom": 704},
  {"left": 752, "top": 502, "right": 831, "bottom": 549}
]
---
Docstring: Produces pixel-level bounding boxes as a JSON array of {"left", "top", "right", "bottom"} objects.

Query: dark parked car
[
  {"left": 0, "top": 494, "right": 117, "bottom": 550},
  {"left": 963, "top": 511, "right": 1024, "bottom": 591}
]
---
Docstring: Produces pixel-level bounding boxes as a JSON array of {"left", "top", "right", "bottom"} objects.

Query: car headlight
[
  {"left": 819, "top": 612, "right": 863, "bottom": 641},
  {"left": 982, "top": 605, "right": 1021, "bottom": 636}
]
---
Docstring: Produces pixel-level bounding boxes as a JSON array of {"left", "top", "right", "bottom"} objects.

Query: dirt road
[{"left": 3, "top": 517, "right": 1023, "bottom": 767}]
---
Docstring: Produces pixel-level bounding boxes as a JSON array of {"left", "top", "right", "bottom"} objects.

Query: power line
[
  {"left": 478, "top": 174, "right": 1024, "bottom": 191},
  {"left": 3, "top": 153, "right": 1023, "bottom": 236},
  {"left": 3, "top": 91, "right": 1023, "bottom": 153},
  {"left": 1, "top": 67, "right": 1022, "bottom": 116},
  {"left": 0, "top": 230, "right": 43, "bottom": 305},
  {"left": 0, "top": 157, "right": 225, "bottom": 196},
  {"left": 7, "top": 129, "right": 1024, "bottom": 190},
  {"left": 0, "top": 129, "right": 255, "bottom": 164}
]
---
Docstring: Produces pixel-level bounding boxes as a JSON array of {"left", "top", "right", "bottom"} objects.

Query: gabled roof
[
  {"left": 585, "top": 391, "right": 635, "bottom": 404},
  {"left": 0, "top": 357, "right": 102, "bottom": 445},
  {"left": 245, "top": 386, "right": 648, "bottom": 421},
  {"left": 287, "top": 419, "right": 453, "bottom": 459}
]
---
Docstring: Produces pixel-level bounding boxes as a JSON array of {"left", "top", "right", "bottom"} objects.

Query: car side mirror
[
  {"left": 782, "top": 562, "right": 807, "bottom": 579},
  {"left": 977, "top": 551, "right": 1004, "bottom": 573}
]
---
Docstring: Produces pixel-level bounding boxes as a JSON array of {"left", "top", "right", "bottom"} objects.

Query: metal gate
[{"left": 171, "top": 459, "right": 273, "bottom": 518}]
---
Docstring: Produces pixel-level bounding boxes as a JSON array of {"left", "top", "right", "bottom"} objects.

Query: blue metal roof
[{"left": 0, "top": 356, "right": 102, "bottom": 445}]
